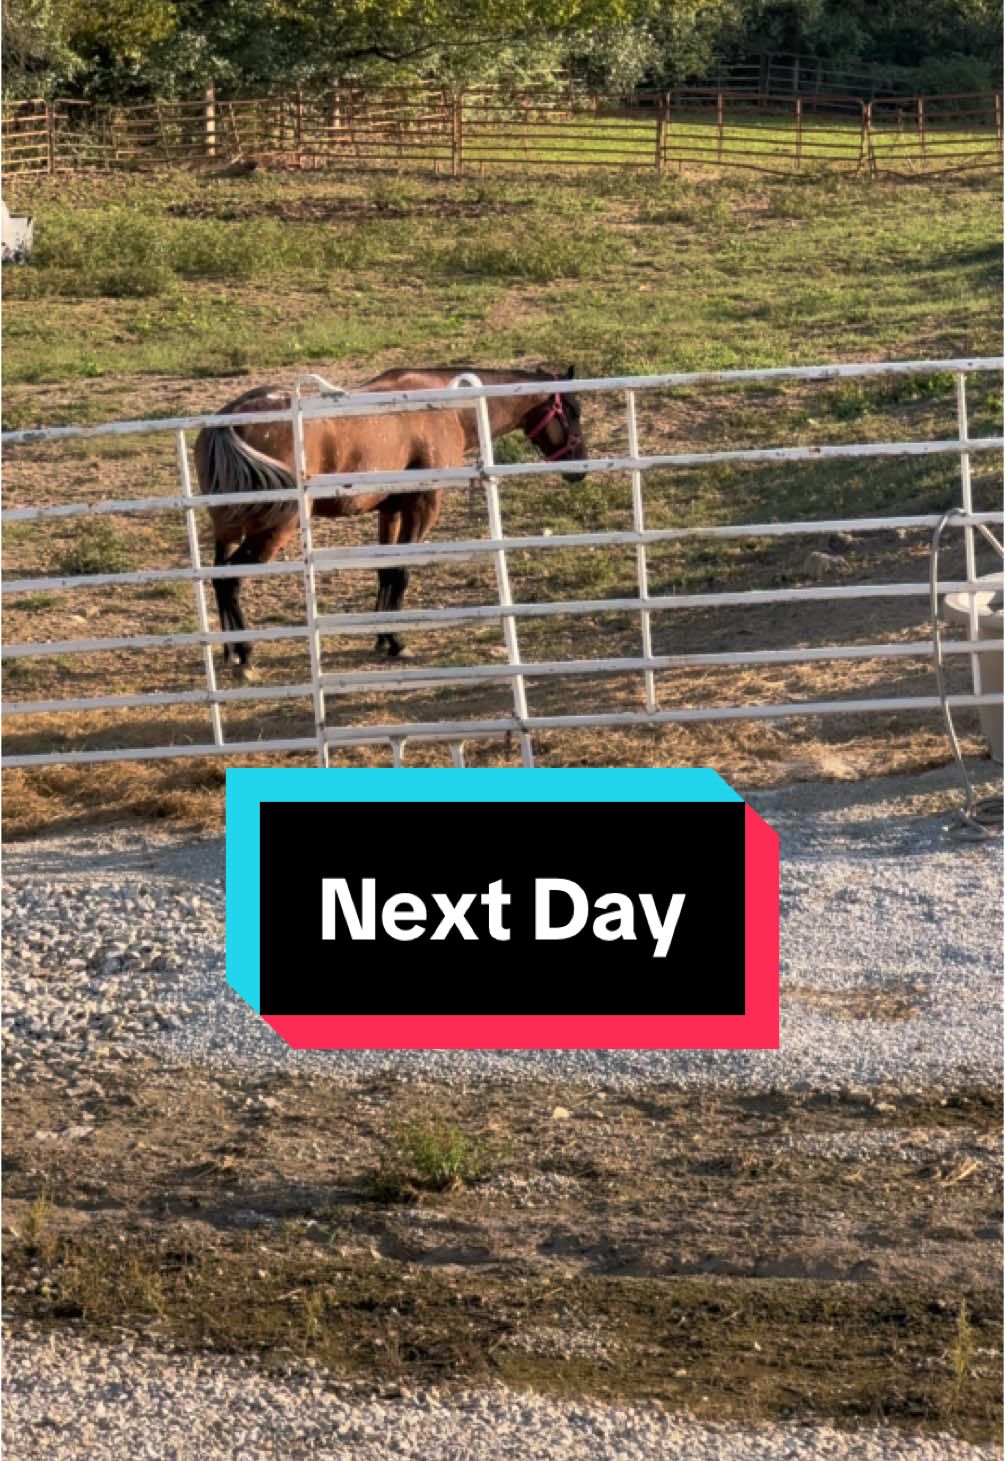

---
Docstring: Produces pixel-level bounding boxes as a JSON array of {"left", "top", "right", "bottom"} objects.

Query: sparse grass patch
[
  {"left": 21, "top": 1192, "right": 53, "bottom": 1250},
  {"left": 6, "top": 1223, "right": 1001, "bottom": 1442},
  {"left": 11, "top": 592, "right": 57, "bottom": 612},
  {"left": 4, "top": 1071, "right": 1001, "bottom": 1440},
  {"left": 638, "top": 181, "right": 732, "bottom": 226},
  {"left": 299, "top": 1287, "right": 327, "bottom": 1349},
  {"left": 373, "top": 1117, "right": 488, "bottom": 1201},
  {"left": 56, "top": 521, "right": 132, "bottom": 577},
  {"left": 435, "top": 225, "right": 619, "bottom": 281},
  {"left": 138, "top": 581, "right": 191, "bottom": 603},
  {"left": 950, "top": 1296, "right": 977, "bottom": 1405}
]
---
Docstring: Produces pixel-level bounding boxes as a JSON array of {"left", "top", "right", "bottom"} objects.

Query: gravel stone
[
  {"left": 2, "top": 1335, "right": 998, "bottom": 1461},
  {"left": 3, "top": 766, "right": 1000, "bottom": 1093}
]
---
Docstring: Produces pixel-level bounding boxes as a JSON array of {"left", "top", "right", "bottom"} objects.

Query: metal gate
[{"left": 3, "top": 358, "right": 1003, "bottom": 769}]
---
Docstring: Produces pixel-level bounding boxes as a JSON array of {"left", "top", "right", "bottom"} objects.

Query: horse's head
[{"left": 523, "top": 365, "right": 587, "bottom": 483}]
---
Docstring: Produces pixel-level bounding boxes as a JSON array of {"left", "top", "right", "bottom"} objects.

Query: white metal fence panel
[{"left": 2, "top": 358, "right": 1003, "bottom": 770}]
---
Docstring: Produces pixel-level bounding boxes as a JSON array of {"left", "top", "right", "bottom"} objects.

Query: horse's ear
[{"left": 565, "top": 364, "right": 575, "bottom": 379}]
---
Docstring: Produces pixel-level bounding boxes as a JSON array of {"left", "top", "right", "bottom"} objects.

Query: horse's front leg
[{"left": 378, "top": 491, "right": 442, "bottom": 660}]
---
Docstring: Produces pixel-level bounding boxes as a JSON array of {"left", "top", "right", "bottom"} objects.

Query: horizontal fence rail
[
  {"left": 2, "top": 357, "right": 1003, "bottom": 770},
  {"left": 2, "top": 86, "right": 1001, "bottom": 180}
]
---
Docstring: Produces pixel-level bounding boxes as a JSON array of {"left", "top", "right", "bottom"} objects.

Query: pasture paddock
[
  {"left": 1, "top": 164, "right": 1001, "bottom": 834},
  {"left": 2, "top": 155, "right": 1002, "bottom": 1454}
]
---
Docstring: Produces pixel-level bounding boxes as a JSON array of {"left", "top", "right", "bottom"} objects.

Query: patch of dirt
[
  {"left": 3, "top": 1069, "right": 1001, "bottom": 1438},
  {"left": 166, "top": 197, "right": 532, "bottom": 223},
  {"left": 790, "top": 987, "right": 923, "bottom": 1021}
]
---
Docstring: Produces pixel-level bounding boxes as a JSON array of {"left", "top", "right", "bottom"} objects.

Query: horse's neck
[{"left": 483, "top": 387, "right": 547, "bottom": 443}]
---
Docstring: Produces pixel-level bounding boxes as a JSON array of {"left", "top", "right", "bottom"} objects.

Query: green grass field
[
  {"left": 2, "top": 164, "right": 1000, "bottom": 403},
  {"left": 1, "top": 162, "right": 1001, "bottom": 828},
  {"left": 459, "top": 108, "right": 999, "bottom": 171}
]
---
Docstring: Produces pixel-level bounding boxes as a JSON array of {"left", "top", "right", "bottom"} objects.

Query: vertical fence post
[
  {"left": 626, "top": 391, "right": 657, "bottom": 713},
  {"left": 155, "top": 101, "right": 171, "bottom": 165},
  {"left": 716, "top": 90, "right": 725, "bottom": 164},
  {"left": 995, "top": 92, "right": 1002, "bottom": 149},
  {"left": 917, "top": 97, "right": 926, "bottom": 162},
  {"left": 955, "top": 372, "right": 983, "bottom": 701},
  {"left": 176, "top": 430, "right": 224, "bottom": 747},
  {"left": 46, "top": 100, "right": 56, "bottom": 174},
  {"left": 858, "top": 101, "right": 875, "bottom": 175},
  {"left": 203, "top": 83, "right": 217, "bottom": 158},
  {"left": 292, "top": 386, "right": 330, "bottom": 767},
  {"left": 795, "top": 95, "right": 802, "bottom": 172},
  {"left": 455, "top": 375, "right": 533, "bottom": 766},
  {"left": 651, "top": 96, "right": 666, "bottom": 174},
  {"left": 294, "top": 84, "right": 304, "bottom": 159},
  {"left": 451, "top": 91, "right": 464, "bottom": 178},
  {"left": 324, "top": 80, "right": 337, "bottom": 158}
]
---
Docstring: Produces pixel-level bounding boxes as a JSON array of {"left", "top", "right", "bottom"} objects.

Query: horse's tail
[{"left": 194, "top": 415, "right": 299, "bottom": 541}]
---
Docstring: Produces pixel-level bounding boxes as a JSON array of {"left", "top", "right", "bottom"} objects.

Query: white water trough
[
  {"left": 944, "top": 572, "right": 1004, "bottom": 762},
  {"left": 1, "top": 198, "right": 33, "bottom": 262}
]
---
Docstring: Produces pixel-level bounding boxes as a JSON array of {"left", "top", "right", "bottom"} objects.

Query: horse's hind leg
[
  {"left": 218, "top": 519, "right": 298, "bottom": 678},
  {"left": 212, "top": 539, "right": 241, "bottom": 664},
  {"left": 374, "top": 505, "right": 402, "bottom": 656},
  {"left": 376, "top": 567, "right": 410, "bottom": 658}
]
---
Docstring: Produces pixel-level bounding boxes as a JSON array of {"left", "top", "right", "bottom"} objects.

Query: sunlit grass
[{"left": 2, "top": 164, "right": 998, "bottom": 406}]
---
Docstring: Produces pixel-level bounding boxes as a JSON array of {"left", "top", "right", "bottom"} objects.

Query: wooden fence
[{"left": 3, "top": 86, "right": 1001, "bottom": 181}]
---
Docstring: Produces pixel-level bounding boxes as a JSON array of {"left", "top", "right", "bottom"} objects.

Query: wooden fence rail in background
[{"left": 2, "top": 86, "right": 1001, "bottom": 182}]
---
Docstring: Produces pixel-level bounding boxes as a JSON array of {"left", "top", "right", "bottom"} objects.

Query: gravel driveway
[
  {"left": 4, "top": 765, "right": 1001, "bottom": 1092},
  {"left": 5, "top": 1335, "right": 1000, "bottom": 1461}
]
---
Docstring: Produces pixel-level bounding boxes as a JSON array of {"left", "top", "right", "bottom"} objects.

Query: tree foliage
[{"left": 2, "top": 0, "right": 999, "bottom": 99}]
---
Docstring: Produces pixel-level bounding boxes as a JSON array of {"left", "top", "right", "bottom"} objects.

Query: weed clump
[
  {"left": 437, "top": 226, "right": 615, "bottom": 281},
  {"left": 22, "top": 1192, "right": 53, "bottom": 1251},
  {"left": 57, "top": 520, "right": 131, "bottom": 576},
  {"left": 372, "top": 1117, "right": 486, "bottom": 1202}
]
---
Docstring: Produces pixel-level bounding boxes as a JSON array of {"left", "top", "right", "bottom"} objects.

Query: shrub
[
  {"left": 33, "top": 207, "right": 168, "bottom": 273},
  {"left": 372, "top": 1117, "right": 486, "bottom": 1201},
  {"left": 169, "top": 219, "right": 263, "bottom": 279},
  {"left": 57, "top": 521, "right": 131, "bottom": 576}
]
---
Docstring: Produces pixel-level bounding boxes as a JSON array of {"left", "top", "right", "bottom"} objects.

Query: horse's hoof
[
  {"left": 388, "top": 646, "right": 414, "bottom": 660},
  {"left": 234, "top": 664, "right": 259, "bottom": 684}
]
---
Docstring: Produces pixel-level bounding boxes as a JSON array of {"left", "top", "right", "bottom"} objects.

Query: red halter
[{"left": 524, "top": 393, "right": 584, "bottom": 462}]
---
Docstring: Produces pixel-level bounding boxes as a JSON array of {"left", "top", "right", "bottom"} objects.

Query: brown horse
[{"left": 194, "top": 365, "right": 587, "bottom": 671}]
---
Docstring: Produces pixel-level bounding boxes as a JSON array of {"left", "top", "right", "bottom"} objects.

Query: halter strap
[
  {"left": 525, "top": 394, "right": 565, "bottom": 442},
  {"left": 524, "top": 393, "right": 584, "bottom": 462}
]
